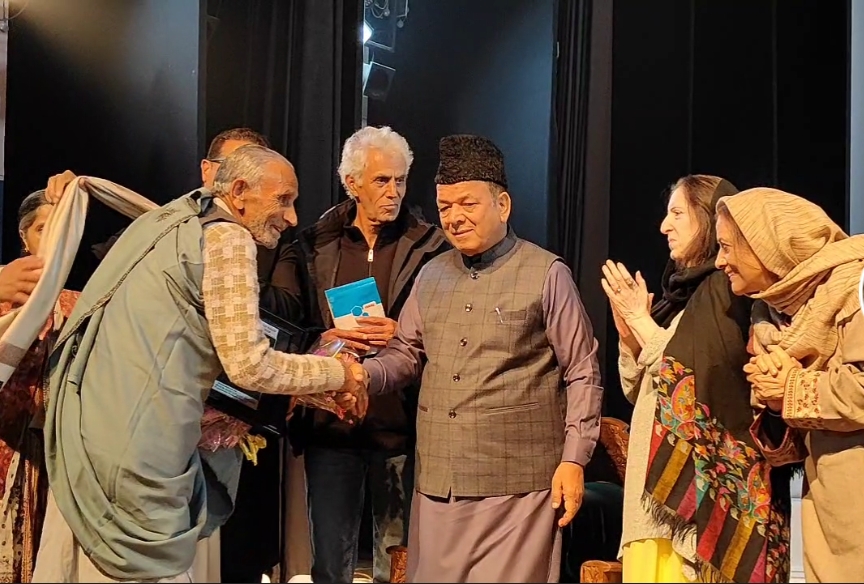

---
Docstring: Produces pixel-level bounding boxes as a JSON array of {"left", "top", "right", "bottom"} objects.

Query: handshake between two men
[
  {"left": 318, "top": 315, "right": 398, "bottom": 422},
  {"left": 332, "top": 360, "right": 370, "bottom": 421}
]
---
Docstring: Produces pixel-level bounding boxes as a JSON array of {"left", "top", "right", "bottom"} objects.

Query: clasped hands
[{"left": 743, "top": 346, "right": 802, "bottom": 412}]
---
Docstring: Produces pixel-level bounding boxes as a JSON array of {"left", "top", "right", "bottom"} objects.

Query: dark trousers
[{"left": 305, "top": 447, "right": 414, "bottom": 583}]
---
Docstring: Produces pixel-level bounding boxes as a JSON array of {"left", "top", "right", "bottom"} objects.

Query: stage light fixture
[{"left": 363, "top": 0, "right": 409, "bottom": 52}]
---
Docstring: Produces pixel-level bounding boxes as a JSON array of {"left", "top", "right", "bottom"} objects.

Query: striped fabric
[
  {"left": 721, "top": 188, "right": 864, "bottom": 368},
  {"left": 0, "top": 177, "right": 157, "bottom": 385}
]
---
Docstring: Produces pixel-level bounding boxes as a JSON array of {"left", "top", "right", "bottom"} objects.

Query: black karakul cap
[{"left": 434, "top": 134, "right": 508, "bottom": 190}]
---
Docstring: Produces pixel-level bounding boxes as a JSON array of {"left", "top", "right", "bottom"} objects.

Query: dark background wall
[
  {"left": 204, "top": 0, "right": 363, "bottom": 231},
  {"left": 366, "top": 0, "right": 556, "bottom": 248},
  {"left": 3, "top": 0, "right": 205, "bottom": 289},
  {"left": 604, "top": 0, "right": 849, "bottom": 419}
]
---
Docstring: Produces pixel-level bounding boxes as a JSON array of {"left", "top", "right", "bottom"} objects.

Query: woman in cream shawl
[{"left": 715, "top": 188, "right": 864, "bottom": 583}]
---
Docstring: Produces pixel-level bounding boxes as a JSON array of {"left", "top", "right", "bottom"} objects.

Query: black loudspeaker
[{"left": 363, "top": 61, "right": 395, "bottom": 102}]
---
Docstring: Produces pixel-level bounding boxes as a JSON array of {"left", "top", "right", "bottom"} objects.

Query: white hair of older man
[
  {"left": 212, "top": 144, "right": 291, "bottom": 197},
  {"left": 338, "top": 126, "right": 414, "bottom": 198}
]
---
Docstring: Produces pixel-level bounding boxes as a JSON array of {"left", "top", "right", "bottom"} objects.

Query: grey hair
[
  {"left": 338, "top": 126, "right": 414, "bottom": 196},
  {"left": 211, "top": 144, "right": 292, "bottom": 197},
  {"left": 18, "top": 189, "right": 49, "bottom": 233}
]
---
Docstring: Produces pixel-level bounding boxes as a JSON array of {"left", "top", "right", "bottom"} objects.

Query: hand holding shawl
[{"left": 0, "top": 177, "right": 158, "bottom": 386}]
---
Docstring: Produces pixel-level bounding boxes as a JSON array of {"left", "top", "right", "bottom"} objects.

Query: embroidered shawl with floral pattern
[{"left": 644, "top": 270, "right": 793, "bottom": 583}]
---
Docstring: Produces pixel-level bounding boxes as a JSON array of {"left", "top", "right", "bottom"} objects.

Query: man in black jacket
[{"left": 284, "top": 126, "right": 448, "bottom": 583}]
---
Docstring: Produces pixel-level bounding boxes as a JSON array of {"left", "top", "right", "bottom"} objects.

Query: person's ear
[
  {"left": 200, "top": 159, "right": 211, "bottom": 185},
  {"left": 18, "top": 230, "right": 28, "bottom": 254},
  {"left": 496, "top": 190, "right": 512, "bottom": 223},
  {"left": 230, "top": 179, "right": 248, "bottom": 210},
  {"left": 345, "top": 175, "right": 360, "bottom": 198}
]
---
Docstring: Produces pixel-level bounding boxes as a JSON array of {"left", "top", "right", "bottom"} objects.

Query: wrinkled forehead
[
  {"left": 260, "top": 161, "right": 298, "bottom": 194},
  {"left": 715, "top": 212, "right": 736, "bottom": 239},
  {"left": 436, "top": 181, "right": 491, "bottom": 206},
  {"left": 365, "top": 147, "right": 408, "bottom": 174}
]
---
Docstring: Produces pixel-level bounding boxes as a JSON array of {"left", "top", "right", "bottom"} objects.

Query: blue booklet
[{"left": 325, "top": 277, "right": 386, "bottom": 329}]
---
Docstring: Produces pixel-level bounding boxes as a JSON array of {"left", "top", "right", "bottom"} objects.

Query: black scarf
[{"left": 650, "top": 259, "right": 717, "bottom": 328}]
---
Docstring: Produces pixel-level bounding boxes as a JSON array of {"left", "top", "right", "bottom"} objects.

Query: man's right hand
[
  {"left": 333, "top": 361, "right": 369, "bottom": 419},
  {"left": 0, "top": 256, "right": 44, "bottom": 306},
  {"left": 45, "top": 170, "right": 83, "bottom": 204}
]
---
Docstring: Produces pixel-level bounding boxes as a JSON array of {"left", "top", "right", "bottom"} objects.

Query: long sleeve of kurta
[
  {"left": 364, "top": 260, "right": 604, "bottom": 467},
  {"left": 364, "top": 283, "right": 426, "bottom": 396},
  {"left": 201, "top": 222, "right": 348, "bottom": 395},
  {"left": 542, "top": 261, "right": 603, "bottom": 467},
  {"left": 782, "top": 310, "right": 864, "bottom": 432},
  {"left": 748, "top": 410, "right": 808, "bottom": 466}
]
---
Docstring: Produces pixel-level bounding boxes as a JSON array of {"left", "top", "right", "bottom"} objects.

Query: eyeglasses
[{"left": 206, "top": 157, "right": 226, "bottom": 164}]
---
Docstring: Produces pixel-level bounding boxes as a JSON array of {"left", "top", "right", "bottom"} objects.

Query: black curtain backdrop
[
  {"left": 602, "top": 0, "right": 849, "bottom": 421},
  {"left": 550, "top": 0, "right": 592, "bottom": 279},
  {"left": 3, "top": 0, "right": 205, "bottom": 289},
  {"left": 205, "top": 0, "right": 362, "bottom": 229},
  {"left": 366, "top": 0, "right": 557, "bottom": 248},
  {"left": 204, "top": 1, "right": 362, "bottom": 581},
  {"left": 549, "top": 0, "right": 614, "bottom": 402}
]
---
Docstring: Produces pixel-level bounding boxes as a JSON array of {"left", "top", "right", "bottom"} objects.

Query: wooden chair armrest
[
  {"left": 580, "top": 559, "right": 623, "bottom": 583},
  {"left": 599, "top": 417, "right": 630, "bottom": 484}
]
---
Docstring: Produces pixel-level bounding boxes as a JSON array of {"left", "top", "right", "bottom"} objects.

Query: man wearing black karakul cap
[{"left": 360, "top": 134, "right": 605, "bottom": 582}]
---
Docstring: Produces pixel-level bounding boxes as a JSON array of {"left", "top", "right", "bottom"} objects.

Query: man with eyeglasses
[{"left": 44, "top": 127, "right": 297, "bottom": 583}]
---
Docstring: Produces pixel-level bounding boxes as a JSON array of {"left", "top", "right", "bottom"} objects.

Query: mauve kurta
[{"left": 364, "top": 240, "right": 603, "bottom": 583}]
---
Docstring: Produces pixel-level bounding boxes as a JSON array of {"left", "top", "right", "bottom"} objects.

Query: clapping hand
[
  {"left": 600, "top": 260, "right": 653, "bottom": 336},
  {"left": 743, "top": 346, "right": 801, "bottom": 412}
]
